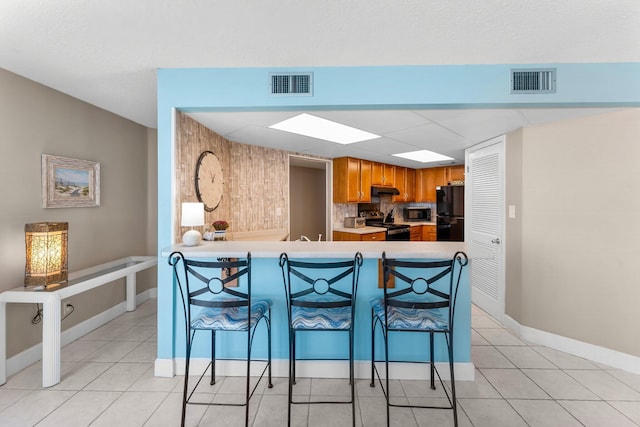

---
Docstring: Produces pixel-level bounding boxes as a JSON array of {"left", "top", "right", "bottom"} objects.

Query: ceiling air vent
[
  {"left": 269, "top": 73, "right": 313, "bottom": 96},
  {"left": 510, "top": 68, "right": 556, "bottom": 94}
]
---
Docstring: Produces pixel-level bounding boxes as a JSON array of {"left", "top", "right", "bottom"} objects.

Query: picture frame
[{"left": 42, "top": 154, "right": 100, "bottom": 208}]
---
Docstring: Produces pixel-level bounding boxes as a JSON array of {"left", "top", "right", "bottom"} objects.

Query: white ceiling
[
  {"left": 186, "top": 107, "right": 623, "bottom": 167},
  {"left": 1, "top": 1, "right": 638, "bottom": 166}
]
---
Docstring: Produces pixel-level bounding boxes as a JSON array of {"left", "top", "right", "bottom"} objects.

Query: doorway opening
[{"left": 288, "top": 155, "right": 332, "bottom": 241}]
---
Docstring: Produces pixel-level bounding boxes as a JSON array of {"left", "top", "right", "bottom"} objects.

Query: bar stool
[
  {"left": 370, "top": 251, "right": 468, "bottom": 426},
  {"left": 279, "top": 252, "right": 363, "bottom": 427},
  {"left": 168, "top": 251, "right": 272, "bottom": 427}
]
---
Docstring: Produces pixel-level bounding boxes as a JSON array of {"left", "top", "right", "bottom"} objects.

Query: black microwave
[{"left": 404, "top": 207, "right": 432, "bottom": 221}]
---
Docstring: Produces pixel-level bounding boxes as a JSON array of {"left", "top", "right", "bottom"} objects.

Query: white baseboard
[
  {"left": 154, "top": 358, "right": 475, "bottom": 381},
  {"left": 6, "top": 289, "right": 155, "bottom": 377},
  {"left": 504, "top": 314, "right": 640, "bottom": 375}
]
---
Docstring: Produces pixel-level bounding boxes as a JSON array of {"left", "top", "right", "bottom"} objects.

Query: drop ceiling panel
[
  {"left": 385, "top": 123, "right": 471, "bottom": 159},
  {"left": 417, "top": 109, "right": 528, "bottom": 142},
  {"left": 226, "top": 125, "right": 322, "bottom": 153},
  {"left": 187, "top": 111, "right": 296, "bottom": 137},
  {"left": 315, "top": 110, "right": 431, "bottom": 135},
  {"left": 348, "top": 137, "right": 420, "bottom": 155}
]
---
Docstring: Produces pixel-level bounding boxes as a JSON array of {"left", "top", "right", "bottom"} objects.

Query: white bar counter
[{"left": 161, "top": 240, "right": 469, "bottom": 259}]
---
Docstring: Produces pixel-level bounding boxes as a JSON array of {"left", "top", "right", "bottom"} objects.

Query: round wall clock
[{"left": 195, "top": 150, "right": 223, "bottom": 212}]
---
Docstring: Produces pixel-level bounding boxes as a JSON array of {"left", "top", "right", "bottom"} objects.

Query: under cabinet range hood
[{"left": 371, "top": 186, "right": 400, "bottom": 197}]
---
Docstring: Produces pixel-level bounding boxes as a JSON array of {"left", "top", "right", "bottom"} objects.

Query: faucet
[
  {"left": 300, "top": 235, "right": 311, "bottom": 242},
  {"left": 317, "top": 233, "right": 323, "bottom": 241}
]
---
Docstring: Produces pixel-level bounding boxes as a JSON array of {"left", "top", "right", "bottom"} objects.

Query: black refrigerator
[{"left": 436, "top": 185, "right": 464, "bottom": 241}]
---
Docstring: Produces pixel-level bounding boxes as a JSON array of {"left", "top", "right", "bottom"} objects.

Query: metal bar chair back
[
  {"left": 169, "top": 251, "right": 272, "bottom": 427},
  {"left": 370, "top": 250, "right": 468, "bottom": 426},
  {"left": 279, "top": 251, "right": 363, "bottom": 427}
]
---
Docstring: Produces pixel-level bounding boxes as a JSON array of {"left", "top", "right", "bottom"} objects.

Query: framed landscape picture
[{"left": 42, "top": 154, "right": 100, "bottom": 208}]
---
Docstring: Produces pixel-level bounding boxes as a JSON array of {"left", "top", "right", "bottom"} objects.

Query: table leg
[
  {"left": 0, "top": 302, "right": 6, "bottom": 385},
  {"left": 126, "top": 273, "right": 136, "bottom": 312},
  {"left": 41, "top": 296, "right": 61, "bottom": 387}
]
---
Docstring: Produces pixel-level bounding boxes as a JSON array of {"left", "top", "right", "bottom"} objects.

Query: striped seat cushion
[
  {"left": 291, "top": 296, "right": 352, "bottom": 330},
  {"left": 191, "top": 299, "right": 272, "bottom": 331},
  {"left": 370, "top": 297, "right": 448, "bottom": 331}
]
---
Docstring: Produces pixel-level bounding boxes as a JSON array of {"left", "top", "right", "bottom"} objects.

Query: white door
[{"left": 465, "top": 136, "right": 505, "bottom": 322}]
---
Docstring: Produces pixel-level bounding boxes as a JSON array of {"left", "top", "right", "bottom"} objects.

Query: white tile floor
[{"left": 1, "top": 300, "right": 639, "bottom": 426}]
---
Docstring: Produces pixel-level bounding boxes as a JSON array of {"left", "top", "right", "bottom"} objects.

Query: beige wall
[
  {"left": 290, "top": 165, "right": 326, "bottom": 241},
  {"left": 512, "top": 109, "right": 640, "bottom": 357},
  {"left": 0, "top": 69, "right": 155, "bottom": 357}
]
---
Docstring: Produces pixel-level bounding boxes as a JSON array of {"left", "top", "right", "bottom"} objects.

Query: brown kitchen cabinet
[
  {"left": 333, "top": 157, "right": 372, "bottom": 203},
  {"left": 410, "top": 225, "right": 422, "bottom": 241},
  {"left": 445, "top": 165, "right": 465, "bottom": 184},
  {"left": 372, "top": 162, "right": 395, "bottom": 187},
  {"left": 415, "top": 165, "right": 464, "bottom": 202},
  {"left": 422, "top": 224, "right": 437, "bottom": 241},
  {"left": 416, "top": 167, "right": 445, "bottom": 203},
  {"left": 392, "top": 167, "right": 416, "bottom": 203},
  {"left": 333, "top": 230, "right": 386, "bottom": 241}
]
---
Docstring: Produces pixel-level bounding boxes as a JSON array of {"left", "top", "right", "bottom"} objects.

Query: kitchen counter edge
[{"left": 161, "top": 240, "right": 487, "bottom": 260}]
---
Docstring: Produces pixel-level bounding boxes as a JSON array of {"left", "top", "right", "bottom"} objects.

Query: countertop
[
  {"left": 203, "top": 229, "right": 289, "bottom": 242},
  {"left": 162, "top": 240, "right": 479, "bottom": 260},
  {"left": 333, "top": 226, "right": 387, "bottom": 235},
  {"left": 334, "top": 221, "right": 436, "bottom": 234}
]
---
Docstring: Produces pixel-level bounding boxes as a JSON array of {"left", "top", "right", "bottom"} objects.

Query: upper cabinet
[
  {"left": 416, "top": 167, "right": 445, "bottom": 202},
  {"left": 334, "top": 156, "right": 463, "bottom": 204},
  {"left": 371, "top": 162, "right": 395, "bottom": 187},
  {"left": 392, "top": 167, "right": 415, "bottom": 203},
  {"left": 445, "top": 165, "right": 465, "bottom": 184},
  {"left": 333, "top": 157, "right": 371, "bottom": 203},
  {"left": 415, "top": 165, "right": 464, "bottom": 202}
]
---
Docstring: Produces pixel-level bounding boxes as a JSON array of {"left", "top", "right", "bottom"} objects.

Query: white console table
[{"left": 0, "top": 256, "right": 157, "bottom": 387}]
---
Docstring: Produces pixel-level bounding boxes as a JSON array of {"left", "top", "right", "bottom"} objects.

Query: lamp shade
[
  {"left": 25, "top": 222, "right": 68, "bottom": 287},
  {"left": 181, "top": 202, "right": 205, "bottom": 227}
]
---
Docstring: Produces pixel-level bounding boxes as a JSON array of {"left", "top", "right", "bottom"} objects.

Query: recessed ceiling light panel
[
  {"left": 269, "top": 113, "right": 380, "bottom": 144},
  {"left": 392, "top": 150, "right": 454, "bottom": 163}
]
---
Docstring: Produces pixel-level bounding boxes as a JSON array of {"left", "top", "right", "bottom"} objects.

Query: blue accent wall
[{"left": 157, "top": 63, "right": 640, "bottom": 362}]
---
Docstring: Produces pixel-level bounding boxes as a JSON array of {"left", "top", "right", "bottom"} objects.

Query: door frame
[
  {"left": 288, "top": 155, "right": 332, "bottom": 241},
  {"left": 465, "top": 136, "right": 506, "bottom": 323}
]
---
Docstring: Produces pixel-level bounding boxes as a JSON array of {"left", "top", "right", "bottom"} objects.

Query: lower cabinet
[
  {"left": 410, "top": 225, "right": 422, "bottom": 241},
  {"left": 422, "top": 225, "right": 437, "bottom": 241},
  {"left": 333, "top": 230, "right": 386, "bottom": 241}
]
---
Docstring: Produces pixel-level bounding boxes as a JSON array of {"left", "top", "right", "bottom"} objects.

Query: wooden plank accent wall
[
  {"left": 175, "top": 113, "right": 231, "bottom": 242},
  {"left": 175, "top": 112, "right": 289, "bottom": 242},
  {"left": 228, "top": 142, "right": 288, "bottom": 233}
]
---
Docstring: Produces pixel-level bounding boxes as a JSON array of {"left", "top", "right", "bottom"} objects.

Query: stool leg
[
  {"left": 350, "top": 327, "right": 356, "bottom": 427},
  {"left": 245, "top": 327, "right": 251, "bottom": 427},
  {"left": 430, "top": 332, "right": 435, "bottom": 390},
  {"left": 292, "top": 331, "right": 297, "bottom": 385},
  {"left": 211, "top": 330, "right": 216, "bottom": 385},
  {"left": 448, "top": 333, "right": 458, "bottom": 427},
  {"left": 267, "top": 311, "right": 273, "bottom": 388},
  {"left": 181, "top": 330, "right": 193, "bottom": 427},
  {"left": 288, "top": 328, "right": 294, "bottom": 427},
  {"left": 384, "top": 327, "right": 390, "bottom": 427},
  {"left": 370, "top": 312, "right": 376, "bottom": 388}
]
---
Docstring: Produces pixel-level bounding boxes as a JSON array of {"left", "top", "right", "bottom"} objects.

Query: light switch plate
[{"left": 508, "top": 205, "right": 516, "bottom": 219}]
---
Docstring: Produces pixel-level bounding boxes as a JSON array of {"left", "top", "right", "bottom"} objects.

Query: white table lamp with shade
[{"left": 181, "top": 202, "right": 205, "bottom": 246}]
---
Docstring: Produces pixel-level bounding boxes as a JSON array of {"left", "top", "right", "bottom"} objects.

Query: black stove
[
  {"left": 359, "top": 210, "right": 411, "bottom": 241},
  {"left": 367, "top": 222, "right": 407, "bottom": 230}
]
